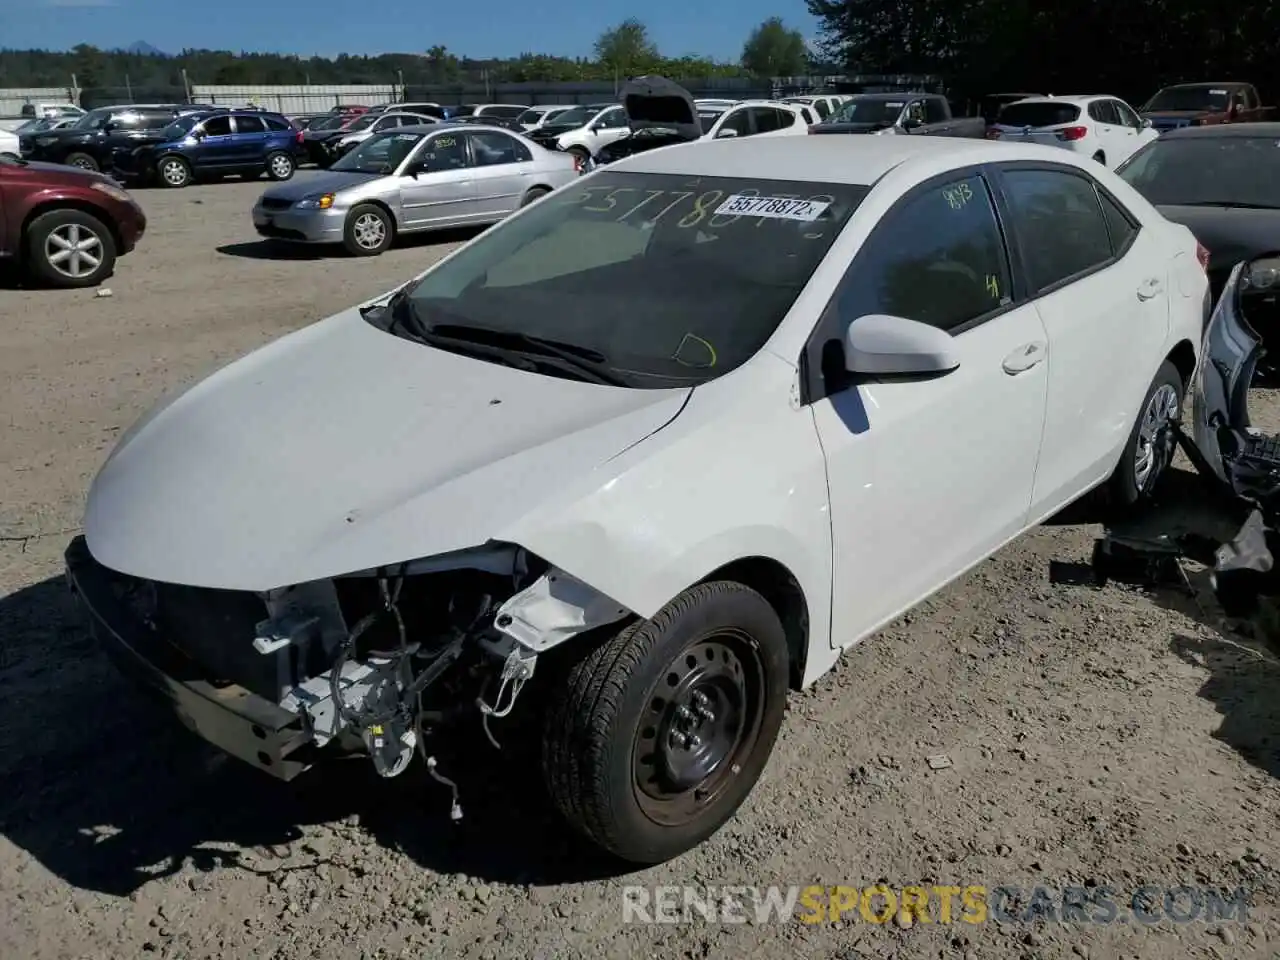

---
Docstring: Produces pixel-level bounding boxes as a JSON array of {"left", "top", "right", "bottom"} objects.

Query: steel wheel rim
[
  {"left": 161, "top": 159, "right": 187, "bottom": 185},
  {"left": 1134, "top": 383, "right": 1180, "bottom": 490},
  {"left": 631, "top": 629, "right": 766, "bottom": 828},
  {"left": 270, "top": 155, "right": 292, "bottom": 177},
  {"left": 45, "top": 222, "right": 103, "bottom": 280},
  {"left": 70, "top": 156, "right": 94, "bottom": 170},
  {"left": 353, "top": 213, "right": 386, "bottom": 249}
]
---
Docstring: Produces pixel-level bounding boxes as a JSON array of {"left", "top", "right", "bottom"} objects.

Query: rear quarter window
[
  {"left": 1000, "top": 168, "right": 1115, "bottom": 291},
  {"left": 999, "top": 102, "right": 1081, "bottom": 127}
]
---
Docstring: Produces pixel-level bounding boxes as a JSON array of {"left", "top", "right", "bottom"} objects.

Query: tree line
[
  {"left": 0, "top": 18, "right": 829, "bottom": 92},
  {"left": 806, "top": 0, "right": 1280, "bottom": 104}
]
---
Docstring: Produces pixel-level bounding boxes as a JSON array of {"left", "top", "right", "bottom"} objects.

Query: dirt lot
[{"left": 2, "top": 178, "right": 1279, "bottom": 960}]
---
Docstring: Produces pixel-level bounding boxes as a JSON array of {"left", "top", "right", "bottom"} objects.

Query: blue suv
[{"left": 111, "top": 109, "right": 304, "bottom": 188}]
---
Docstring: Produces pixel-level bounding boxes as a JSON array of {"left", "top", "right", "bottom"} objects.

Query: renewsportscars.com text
[{"left": 621, "top": 884, "right": 1251, "bottom": 925}]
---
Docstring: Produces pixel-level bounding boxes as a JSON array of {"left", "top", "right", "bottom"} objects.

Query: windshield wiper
[{"left": 427, "top": 322, "right": 627, "bottom": 386}]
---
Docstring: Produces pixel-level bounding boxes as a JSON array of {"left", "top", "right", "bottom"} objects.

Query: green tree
[
  {"left": 593, "top": 18, "right": 660, "bottom": 79},
  {"left": 741, "top": 18, "right": 809, "bottom": 77}
]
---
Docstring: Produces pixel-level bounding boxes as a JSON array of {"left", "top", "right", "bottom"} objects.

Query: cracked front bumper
[{"left": 63, "top": 535, "right": 315, "bottom": 780}]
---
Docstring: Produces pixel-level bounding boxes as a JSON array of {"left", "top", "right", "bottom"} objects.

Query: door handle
[
  {"left": 1137, "top": 277, "right": 1163, "bottom": 300},
  {"left": 1002, "top": 341, "right": 1047, "bottom": 375}
]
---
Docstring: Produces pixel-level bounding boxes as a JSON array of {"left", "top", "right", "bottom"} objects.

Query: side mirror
[
  {"left": 844, "top": 314, "right": 960, "bottom": 376},
  {"left": 715, "top": 128, "right": 739, "bottom": 139},
  {"left": 1140, "top": 117, "right": 1153, "bottom": 129},
  {"left": 900, "top": 115, "right": 924, "bottom": 129}
]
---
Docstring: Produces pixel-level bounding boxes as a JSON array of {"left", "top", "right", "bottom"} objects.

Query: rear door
[
  {"left": 465, "top": 130, "right": 535, "bottom": 217},
  {"left": 991, "top": 163, "right": 1170, "bottom": 515},
  {"left": 230, "top": 113, "right": 270, "bottom": 168},
  {"left": 1087, "top": 100, "right": 1123, "bottom": 163}
]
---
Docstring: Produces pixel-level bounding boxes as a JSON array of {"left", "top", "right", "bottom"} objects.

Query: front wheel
[
  {"left": 157, "top": 155, "right": 192, "bottom": 188},
  {"left": 64, "top": 151, "right": 99, "bottom": 172},
  {"left": 26, "top": 208, "right": 117, "bottom": 288},
  {"left": 1108, "top": 359, "right": 1184, "bottom": 506},
  {"left": 542, "top": 581, "right": 789, "bottom": 864},
  {"left": 342, "top": 204, "right": 393, "bottom": 256}
]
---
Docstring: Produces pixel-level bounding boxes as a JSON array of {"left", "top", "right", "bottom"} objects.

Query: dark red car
[{"left": 0, "top": 155, "right": 145, "bottom": 288}]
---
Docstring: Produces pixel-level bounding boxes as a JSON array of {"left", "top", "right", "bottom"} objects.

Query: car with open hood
[
  {"left": 67, "top": 135, "right": 1206, "bottom": 867},
  {"left": 251, "top": 122, "right": 578, "bottom": 256},
  {"left": 1117, "top": 123, "right": 1280, "bottom": 311}
]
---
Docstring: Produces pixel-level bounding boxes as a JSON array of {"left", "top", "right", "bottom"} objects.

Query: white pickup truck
[{"left": 0, "top": 102, "right": 85, "bottom": 133}]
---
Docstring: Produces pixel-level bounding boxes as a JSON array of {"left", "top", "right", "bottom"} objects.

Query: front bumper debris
[{"left": 64, "top": 536, "right": 315, "bottom": 780}]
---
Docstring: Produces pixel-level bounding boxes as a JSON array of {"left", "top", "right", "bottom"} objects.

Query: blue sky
[{"left": 4, "top": 0, "right": 822, "bottom": 62}]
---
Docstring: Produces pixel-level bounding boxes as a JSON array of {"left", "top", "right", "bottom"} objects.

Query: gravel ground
[{"left": 1, "top": 178, "right": 1279, "bottom": 960}]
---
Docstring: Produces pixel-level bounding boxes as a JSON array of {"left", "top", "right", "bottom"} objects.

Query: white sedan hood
[{"left": 85, "top": 309, "right": 690, "bottom": 590}]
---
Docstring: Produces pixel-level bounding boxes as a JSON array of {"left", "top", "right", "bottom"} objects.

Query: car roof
[
  {"left": 848, "top": 92, "right": 933, "bottom": 100},
  {"left": 612, "top": 136, "right": 1012, "bottom": 184},
  {"left": 1159, "top": 121, "right": 1280, "bottom": 139},
  {"left": 1006, "top": 95, "right": 1111, "bottom": 106},
  {"left": 1161, "top": 81, "right": 1245, "bottom": 89},
  {"left": 393, "top": 121, "right": 518, "bottom": 135}
]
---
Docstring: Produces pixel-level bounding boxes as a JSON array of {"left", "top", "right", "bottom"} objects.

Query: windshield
[
  {"left": 517, "top": 107, "right": 548, "bottom": 124},
  {"left": 331, "top": 130, "right": 426, "bottom": 174},
  {"left": 161, "top": 114, "right": 202, "bottom": 140},
  {"left": 1118, "top": 137, "right": 1280, "bottom": 209},
  {"left": 383, "top": 172, "right": 868, "bottom": 387},
  {"left": 309, "top": 115, "right": 345, "bottom": 131},
  {"left": 1144, "top": 86, "right": 1231, "bottom": 113},
  {"left": 996, "top": 102, "right": 1081, "bottom": 127},
  {"left": 73, "top": 108, "right": 111, "bottom": 131},
  {"left": 829, "top": 99, "right": 905, "bottom": 124},
  {"left": 545, "top": 107, "right": 590, "bottom": 128}
]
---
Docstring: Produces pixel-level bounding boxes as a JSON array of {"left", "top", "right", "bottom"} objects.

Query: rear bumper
[{"left": 63, "top": 536, "right": 314, "bottom": 780}]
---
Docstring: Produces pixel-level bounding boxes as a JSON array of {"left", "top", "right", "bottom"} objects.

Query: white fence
[
  {"left": 191, "top": 85, "right": 399, "bottom": 114},
  {"left": 0, "top": 87, "right": 75, "bottom": 115}
]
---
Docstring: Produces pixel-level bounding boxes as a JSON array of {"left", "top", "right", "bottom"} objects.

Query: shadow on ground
[
  {"left": 216, "top": 225, "right": 487, "bottom": 262},
  {"left": 0, "top": 574, "right": 626, "bottom": 898}
]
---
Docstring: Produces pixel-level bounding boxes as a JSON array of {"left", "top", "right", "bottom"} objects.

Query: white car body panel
[
  {"left": 83, "top": 135, "right": 1207, "bottom": 692},
  {"left": 705, "top": 101, "right": 810, "bottom": 140},
  {"left": 0, "top": 127, "right": 17, "bottom": 156},
  {"left": 993, "top": 95, "right": 1159, "bottom": 168}
]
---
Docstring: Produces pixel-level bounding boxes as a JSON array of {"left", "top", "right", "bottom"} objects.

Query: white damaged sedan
[{"left": 67, "top": 135, "right": 1209, "bottom": 864}]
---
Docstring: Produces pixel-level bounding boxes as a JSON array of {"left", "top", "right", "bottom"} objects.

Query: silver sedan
[{"left": 251, "top": 123, "right": 579, "bottom": 256}]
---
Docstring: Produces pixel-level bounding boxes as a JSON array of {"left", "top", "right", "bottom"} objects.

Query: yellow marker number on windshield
[{"left": 677, "top": 191, "right": 725, "bottom": 228}]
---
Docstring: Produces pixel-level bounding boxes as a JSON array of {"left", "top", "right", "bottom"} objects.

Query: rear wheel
[
  {"left": 566, "top": 145, "right": 590, "bottom": 165},
  {"left": 64, "top": 151, "right": 99, "bottom": 172},
  {"left": 342, "top": 204, "right": 393, "bottom": 256},
  {"left": 158, "top": 155, "right": 192, "bottom": 188},
  {"left": 542, "top": 581, "right": 789, "bottom": 864},
  {"left": 521, "top": 186, "right": 550, "bottom": 207},
  {"left": 25, "top": 208, "right": 117, "bottom": 288},
  {"left": 265, "top": 151, "right": 295, "bottom": 181},
  {"left": 1108, "top": 360, "right": 1183, "bottom": 506}
]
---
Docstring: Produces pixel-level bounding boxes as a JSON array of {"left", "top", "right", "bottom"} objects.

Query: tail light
[
  {"left": 571, "top": 153, "right": 585, "bottom": 174},
  {"left": 295, "top": 129, "right": 304, "bottom": 145},
  {"left": 1055, "top": 126, "right": 1088, "bottom": 141},
  {"left": 985, "top": 127, "right": 1002, "bottom": 140},
  {"left": 1195, "top": 240, "right": 1210, "bottom": 271}
]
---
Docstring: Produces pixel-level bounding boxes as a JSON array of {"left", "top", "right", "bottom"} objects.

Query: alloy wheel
[
  {"left": 44, "top": 223, "right": 103, "bottom": 280},
  {"left": 1134, "top": 383, "right": 1180, "bottom": 491},
  {"left": 352, "top": 213, "right": 386, "bottom": 250}
]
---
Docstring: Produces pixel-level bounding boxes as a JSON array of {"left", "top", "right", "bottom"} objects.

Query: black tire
[
  {"left": 521, "top": 186, "right": 551, "bottom": 207},
  {"left": 1108, "top": 359, "right": 1184, "bottom": 506},
  {"left": 157, "top": 155, "right": 192, "bottom": 188},
  {"left": 25, "top": 208, "right": 117, "bottom": 289},
  {"left": 542, "top": 580, "right": 789, "bottom": 864},
  {"left": 64, "top": 151, "right": 99, "bottom": 172},
  {"left": 342, "top": 203, "right": 393, "bottom": 256},
  {"left": 566, "top": 145, "right": 591, "bottom": 165},
  {"left": 265, "top": 151, "right": 295, "bottom": 181}
]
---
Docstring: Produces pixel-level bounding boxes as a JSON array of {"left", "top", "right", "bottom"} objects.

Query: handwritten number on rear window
[{"left": 943, "top": 181, "right": 974, "bottom": 210}]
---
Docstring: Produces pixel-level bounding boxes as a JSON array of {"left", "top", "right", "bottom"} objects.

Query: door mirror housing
[
  {"left": 1140, "top": 117, "right": 1153, "bottom": 129},
  {"left": 844, "top": 314, "right": 961, "bottom": 376},
  {"left": 715, "top": 127, "right": 739, "bottom": 138}
]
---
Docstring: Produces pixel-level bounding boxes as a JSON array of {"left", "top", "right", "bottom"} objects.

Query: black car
[
  {"left": 18, "top": 104, "right": 196, "bottom": 172},
  {"left": 300, "top": 113, "right": 360, "bottom": 167},
  {"left": 1116, "top": 123, "right": 1280, "bottom": 302}
]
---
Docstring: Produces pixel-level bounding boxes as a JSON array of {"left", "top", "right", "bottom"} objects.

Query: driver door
[
  {"left": 397, "top": 131, "right": 479, "bottom": 229},
  {"left": 807, "top": 169, "right": 1049, "bottom": 647}
]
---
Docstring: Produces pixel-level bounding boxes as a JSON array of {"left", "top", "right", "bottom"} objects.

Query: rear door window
[
  {"left": 1099, "top": 191, "right": 1139, "bottom": 256},
  {"left": 999, "top": 102, "right": 1081, "bottom": 127},
  {"left": 1000, "top": 168, "right": 1115, "bottom": 291},
  {"left": 234, "top": 114, "right": 267, "bottom": 134},
  {"left": 264, "top": 115, "right": 292, "bottom": 131}
]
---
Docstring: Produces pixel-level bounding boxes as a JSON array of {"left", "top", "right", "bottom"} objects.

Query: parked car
[
  {"left": 251, "top": 123, "right": 578, "bottom": 256},
  {"left": 445, "top": 114, "right": 527, "bottom": 133},
  {"left": 0, "top": 101, "right": 85, "bottom": 133},
  {"left": 811, "top": 93, "right": 986, "bottom": 138},
  {"left": 989, "top": 95, "right": 1157, "bottom": 169},
  {"left": 332, "top": 111, "right": 439, "bottom": 157},
  {"left": 594, "top": 78, "right": 808, "bottom": 167},
  {"left": 780, "top": 94, "right": 850, "bottom": 120},
  {"left": 0, "top": 153, "right": 146, "bottom": 287},
  {"left": 68, "top": 135, "right": 1205, "bottom": 867},
  {"left": 18, "top": 104, "right": 196, "bottom": 171},
  {"left": 301, "top": 112, "right": 368, "bottom": 167},
  {"left": 978, "top": 92, "right": 1041, "bottom": 132},
  {"left": 455, "top": 103, "right": 529, "bottom": 121},
  {"left": 1116, "top": 123, "right": 1280, "bottom": 305},
  {"left": 288, "top": 113, "right": 330, "bottom": 131},
  {"left": 525, "top": 103, "right": 629, "bottom": 163},
  {"left": 516, "top": 105, "right": 579, "bottom": 131},
  {"left": 111, "top": 109, "right": 305, "bottom": 188},
  {"left": 1140, "top": 82, "right": 1274, "bottom": 133},
  {"left": 0, "top": 126, "right": 17, "bottom": 159}
]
